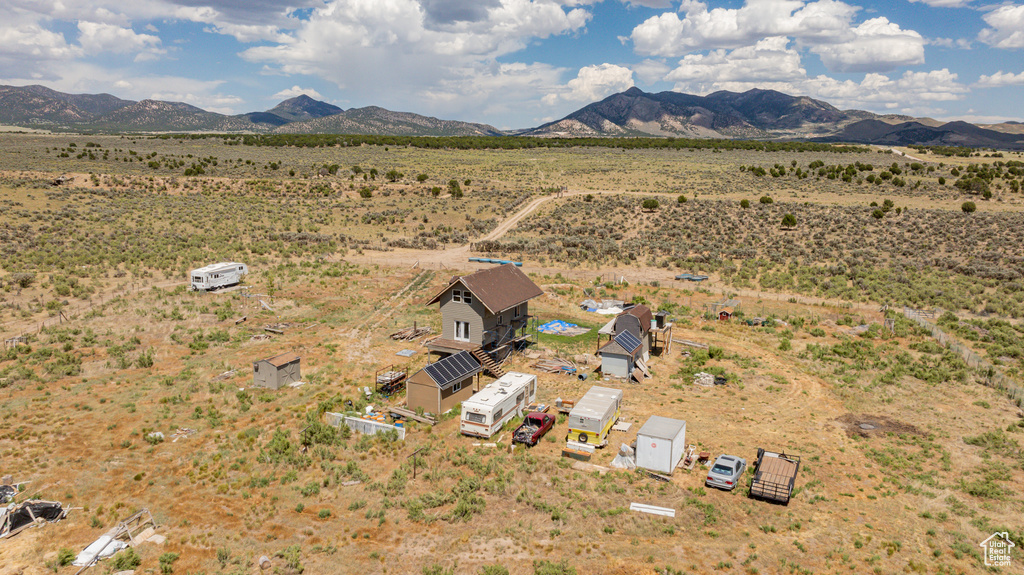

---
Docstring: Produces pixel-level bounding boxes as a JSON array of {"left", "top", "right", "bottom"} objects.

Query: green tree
[
  {"left": 416, "top": 173, "right": 428, "bottom": 182},
  {"left": 385, "top": 169, "right": 403, "bottom": 182},
  {"left": 642, "top": 198, "right": 660, "bottom": 211},
  {"left": 781, "top": 213, "right": 797, "bottom": 228},
  {"left": 448, "top": 179, "right": 463, "bottom": 198},
  {"left": 677, "top": 194, "right": 688, "bottom": 204},
  {"left": 759, "top": 195, "right": 773, "bottom": 204},
  {"left": 961, "top": 201, "right": 976, "bottom": 213},
  {"left": 872, "top": 209, "right": 885, "bottom": 219},
  {"left": 739, "top": 199, "right": 750, "bottom": 208}
]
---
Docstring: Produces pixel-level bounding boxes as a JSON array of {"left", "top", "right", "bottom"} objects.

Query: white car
[{"left": 706, "top": 454, "right": 747, "bottom": 491}]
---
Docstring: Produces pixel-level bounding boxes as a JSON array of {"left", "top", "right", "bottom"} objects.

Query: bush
[
  {"left": 111, "top": 548, "right": 142, "bottom": 571},
  {"left": 677, "top": 194, "right": 688, "bottom": 204},
  {"left": 57, "top": 548, "right": 75, "bottom": 566},
  {"left": 739, "top": 199, "right": 749, "bottom": 208},
  {"left": 642, "top": 198, "right": 660, "bottom": 210},
  {"left": 759, "top": 195, "right": 773, "bottom": 204},
  {"left": 479, "top": 565, "right": 510, "bottom": 575},
  {"left": 961, "top": 201, "right": 976, "bottom": 213},
  {"left": 781, "top": 213, "right": 797, "bottom": 228},
  {"left": 159, "top": 552, "right": 180, "bottom": 574}
]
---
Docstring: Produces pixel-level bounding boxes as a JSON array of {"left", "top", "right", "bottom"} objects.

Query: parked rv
[
  {"left": 566, "top": 386, "right": 623, "bottom": 447},
  {"left": 460, "top": 372, "right": 537, "bottom": 439},
  {"left": 190, "top": 262, "right": 248, "bottom": 291}
]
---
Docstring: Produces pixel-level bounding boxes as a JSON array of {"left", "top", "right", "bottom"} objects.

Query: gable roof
[
  {"left": 259, "top": 352, "right": 300, "bottom": 367},
  {"left": 427, "top": 263, "right": 543, "bottom": 314},
  {"left": 420, "top": 351, "right": 481, "bottom": 390}
]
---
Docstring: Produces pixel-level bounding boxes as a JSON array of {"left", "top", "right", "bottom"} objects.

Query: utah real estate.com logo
[{"left": 980, "top": 532, "right": 1015, "bottom": 568}]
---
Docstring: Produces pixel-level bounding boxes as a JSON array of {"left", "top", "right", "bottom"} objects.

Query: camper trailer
[
  {"left": 460, "top": 372, "right": 537, "bottom": 439},
  {"left": 190, "top": 262, "right": 248, "bottom": 291},
  {"left": 566, "top": 386, "right": 623, "bottom": 447}
]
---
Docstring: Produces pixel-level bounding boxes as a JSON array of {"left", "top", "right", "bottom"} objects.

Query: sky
[{"left": 1, "top": 0, "right": 1022, "bottom": 129}]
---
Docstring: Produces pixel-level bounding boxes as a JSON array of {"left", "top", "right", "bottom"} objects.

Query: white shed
[{"left": 636, "top": 416, "right": 687, "bottom": 474}]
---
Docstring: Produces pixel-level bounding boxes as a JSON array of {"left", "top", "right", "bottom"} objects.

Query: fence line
[{"left": 904, "top": 307, "right": 1024, "bottom": 407}]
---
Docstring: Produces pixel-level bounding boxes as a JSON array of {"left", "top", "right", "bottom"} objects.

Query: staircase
[{"left": 471, "top": 347, "right": 506, "bottom": 378}]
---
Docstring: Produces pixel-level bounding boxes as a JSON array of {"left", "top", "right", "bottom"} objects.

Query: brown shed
[
  {"left": 406, "top": 351, "right": 481, "bottom": 415},
  {"left": 253, "top": 352, "right": 301, "bottom": 390}
]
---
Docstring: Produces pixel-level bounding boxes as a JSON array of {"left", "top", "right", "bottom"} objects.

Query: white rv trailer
[
  {"left": 460, "top": 372, "right": 537, "bottom": 439},
  {"left": 190, "top": 262, "right": 248, "bottom": 291}
]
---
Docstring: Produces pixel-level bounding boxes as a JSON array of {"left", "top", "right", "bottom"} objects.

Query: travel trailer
[
  {"left": 190, "top": 262, "right": 248, "bottom": 291},
  {"left": 460, "top": 372, "right": 537, "bottom": 438}
]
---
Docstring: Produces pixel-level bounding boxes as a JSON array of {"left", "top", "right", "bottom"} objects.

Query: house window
[
  {"left": 254, "top": 364, "right": 259, "bottom": 373},
  {"left": 466, "top": 412, "right": 484, "bottom": 423},
  {"left": 454, "top": 321, "right": 470, "bottom": 342},
  {"left": 452, "top": 290, "right": 462, "bottom": 303},
  {"left": 493, "top": 408, "right": 503, "bottom": 421},
  {"left": 498, "top": 314, "right": 503, "bottom": 325},
  {"left": 453, "top": 381, "right": 462, "bottom": 393},
  {"left": 463, "top": 292, "right": 472, "bottom": 305}
]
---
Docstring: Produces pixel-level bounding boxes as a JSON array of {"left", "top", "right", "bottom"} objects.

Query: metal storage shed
[
  {"left": 253, "top": 352, "right": 301, "bottom": 390},
  {"left": 636, "top": 416, "right": 687, "bottom": 474}
]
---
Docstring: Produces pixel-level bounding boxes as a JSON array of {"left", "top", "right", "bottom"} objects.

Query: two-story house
[{"left": 425, "top": 263, "right": 544, "bottom": 375}]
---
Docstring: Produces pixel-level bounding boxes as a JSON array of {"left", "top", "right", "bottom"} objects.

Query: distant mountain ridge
[
  {"left": 0, "top": 84, "right": 1020, "bottom": 148},
  {"left": 0, "top": 85, "right": 501, "bottom": 136}
]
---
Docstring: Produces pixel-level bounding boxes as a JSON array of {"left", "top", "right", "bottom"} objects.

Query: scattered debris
[
  {"left": 234, "top": 316, "right": 247, "bottom": 325},
  {"left": 554, "top": 397, "right": 575, "bottom": 414},
  {"left": 212, "top": 369, "right": 237, "bottom": 381},
  {"left": 264, "top": 327, "right": 284, "bottom": 335},
  {"left": 693, "top": 372, "right": 715, "bottom": 387},
  {"left": 386, "top": 406, "right": 437, "bottom": 426},
  {"left": 630, "top": 503, "right": 676, "bottom": 517},
  {"left": 72, "top": 509, "right": 158, "bottom": 569},
  {"left": 259, "top": 556, "right": 272, "bottom": 570},
  {"left": 325, "top": 412, "right": 406, "bottom": 440},
  {"left": 396, "top": 349, "right": 417, "bottom": 357},
  {"left": 680, "top": 445, "right": 698, "bottom": 470},
  {"left": 250, "top": 334, "right": 272, "bottom": 341},
  {"left": 170, "top": 428, "right": 197, "bottom": 442},
  {"left": 390, "top": 325, "right": 432, "bottom": 341},
  {"left": 287, "top": 381, "right": 306, "bottom": 388},
  {"left": 611, "top": 443, "right": 636, "bottom": 469},
  {"left": 146, "top": 431, "right": 164, "bottom": 442},
  {"left": 525, "top": 402, "right": 549, "bottom": 413},
  {"left": 0, "top": 500, "right": 69, "bottom": 539},
  {"left": 533, "top": 357, "right": 578, "bottom": 374},
  {"left": 340, "top": 480, "right": 362, "bottom": 487},
  {"left": 637, "top": 468, "right": 671, "bottom": 482}
]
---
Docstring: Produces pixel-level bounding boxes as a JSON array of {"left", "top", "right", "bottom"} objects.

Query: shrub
[
  {"left": 111, "top": 548, "right": 142, "bottom": 571},
  {"left": 642, "top": 198, "right": 660, "bottom": 210},
  {"left": 57, "top": 548, "right": 75, "bottom": 566},
  {"left": 533, "top": 560, "right": 577, "bottom": 575},
  {"left": 781, "top": 213, "right": 797, "bottom": 228},
  {"left": 159, "top": 552, "right": 180, "bottom": 574},
  {"left": 479, "top": 565, "right": 510, "bottom": 575},
  {"left": 759, "top": 195, "right": 773, "bottom": 204},
  {"left": 677, "top": 194, "right": 688, "bottom": 204},
  {"left": 739, "top": 199, "right": 749, "bottom": 208},
  {"left": 961, "top": 201, "right": 976, "bottom": 213}
]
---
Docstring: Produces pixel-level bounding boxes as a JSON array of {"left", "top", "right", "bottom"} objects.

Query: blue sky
[{"left": 1, "top": 0, "right": 1022, "bottom": 129}]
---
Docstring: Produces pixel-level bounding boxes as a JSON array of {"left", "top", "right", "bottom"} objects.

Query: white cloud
[
  {"left": 811, "top": 17, "right": 924, "bottom": 72},
  {"left": 77, "top": 21, "right": 164, "bottom": 56},
  {"left": 976, "top": 70, "right": 1024, "bottom": 87},
  {"left": 930, "top": 37, "right": 972, "bottom": 49},
  {"left": 271, "top": 85, "right": 325, "bottom": 100},
  {"left": 978, "top": 4, "right": 1024, "bottom": 49},
  {"left": 542, "top": 63, "right": 634, "bottom": 104},
  {"left": 630, "top": 0, "right": 860, "bottom": 56},
  {"left": 906, "top": 0, "right": 971, "bottom": 7},
  {"left": 619, "top": 0, "right": 673, "bottom": 7},
  {"left": 665, "top": 37, "right": 805, "bottom": 93}
]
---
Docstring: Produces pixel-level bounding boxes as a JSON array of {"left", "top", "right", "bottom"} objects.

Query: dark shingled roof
[
  {"left": 620, "top": 305, "right": 653, "bottom": 333},
  {"left": 427, "top": 263, "right": 543, "bottom": 314},
  {"left": 260, "top": 352, "right": 300, "bottom": 367}
]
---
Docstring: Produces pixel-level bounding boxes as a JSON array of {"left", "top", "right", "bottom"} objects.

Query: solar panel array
[
  {"left": 614, "top": 330, "right": 642, "bottom": 354},
  {"left": 423, "top": 351, "right": 480, "bottom": 389}
]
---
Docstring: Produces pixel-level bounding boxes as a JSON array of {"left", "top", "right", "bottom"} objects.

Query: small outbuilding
[
  {"left": 406, "top": 351, "right": 482, "bottom": 415},
  {"left": 253, "top": 352, "right": 301, "bottom": 390},
  {"left": 597, "top": 330, "right": 644, "bottom": 379},
  {"left": 635, "top": 416, "right": 687, "bottom": 474},
  {"left": 718, "top": 307, "right": 734, "bottom": 321}
]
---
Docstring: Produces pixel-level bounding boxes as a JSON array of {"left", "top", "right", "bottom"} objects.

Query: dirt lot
[{"left": 0, "top": 135, "right": 1022, "bottom": 575}]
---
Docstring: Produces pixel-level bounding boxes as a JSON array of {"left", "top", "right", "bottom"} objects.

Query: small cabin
[
  {"left": 597, "top": 331, "right": 644, "bottom": 379},
  {"left": 406, "top": 351, "right": 482, "bottom": 415},
  {"left": 718, "top": 307, "right": 734, "bottom": 321},
  {"left": 253, "top": 352, "right": 301, "bottom": 390}
]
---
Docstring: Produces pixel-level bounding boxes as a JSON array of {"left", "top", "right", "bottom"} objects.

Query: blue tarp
[{"left": 538, "top": 320, "right": 582, "bottom": 335}]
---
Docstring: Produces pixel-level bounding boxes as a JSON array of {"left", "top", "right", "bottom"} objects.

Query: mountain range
[{"left": 1, "top": 84, "right": 1021, "bottom": 149}]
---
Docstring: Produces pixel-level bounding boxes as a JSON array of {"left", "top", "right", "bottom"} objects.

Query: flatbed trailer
[{"left": 749, "top": 449, "right": 800, "bottom": 505}]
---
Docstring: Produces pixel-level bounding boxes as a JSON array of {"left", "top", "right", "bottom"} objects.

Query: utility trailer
[
  {"left": 190, "top": 262, "right": 248, "bottom": 291},
  {"left": 566, "top": 386, "right": 622, "bottom": 447},
  {"left": 749, "top": 449, "right": 800, "bottom": 505}
]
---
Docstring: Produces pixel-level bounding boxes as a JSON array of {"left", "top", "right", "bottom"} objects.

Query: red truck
[{"left": 512, "top": 412, "right": 556, "bottom": 446}]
